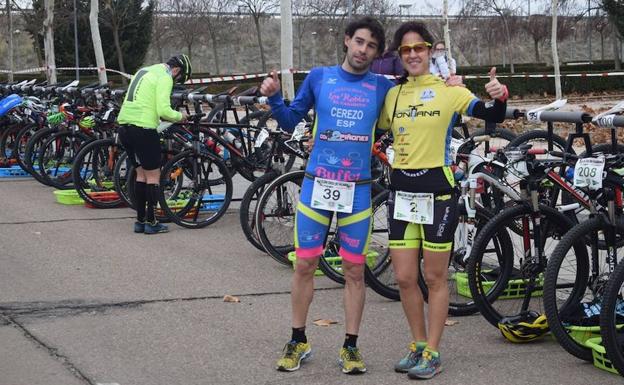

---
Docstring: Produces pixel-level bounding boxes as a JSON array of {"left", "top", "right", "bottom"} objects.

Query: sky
[{"left": 390, "top": 0, "right": 595, "bottom": 16}]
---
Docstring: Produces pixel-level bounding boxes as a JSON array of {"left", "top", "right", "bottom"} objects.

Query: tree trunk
[
  {"left": 43, "top": 0, "right": 56, "bottom": 83},
  {"left": 534, "top": 38, "right": 540, "bottom": 62},
  {"left": 210, "top": 33, "right": 220, "bottom": 75},
  {"left": 111, "top": 17, "right": 127, "bottom": 85},
  {"left": 90, "top": 0, "right": 108, "bottom": 85},
  {"left": 254, "top": 16, "right": 266, "bottom": 73},
  {"left": 488, "top": 45, "right": 492, "bottom": 66},
  {"left": 551, "top": 0, "right": 562, "bottom": 99},
  {"left": 6, "top": 0, "right": 14, "bottom": 82},
  {"left": 600, "top": 33, "right": 605, "bottom": 60}
]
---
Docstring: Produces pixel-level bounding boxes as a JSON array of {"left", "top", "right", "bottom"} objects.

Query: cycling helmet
[
  {"left": 497, "top": 311, "right": 549, "bottom": 343},
  {"left": 79, "top": 115, "right": 96, "bottom": 129},
  {"left": 167, "top": 54, "right": 192, "bottom": 84},
  {"left": 47, "top": 112, "right": 65, "bottom": 126},
  {"left": 0, "top": 94, "right": 23, "bottom": 117}
]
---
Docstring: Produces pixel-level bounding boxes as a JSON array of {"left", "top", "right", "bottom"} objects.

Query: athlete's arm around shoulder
[
  {"left": 375, "top": 81, "right": 400, "bottom": 137},
  {"left": 155, "top": 71, "right": 183, "bottom": 123},
  {"left": 455, "top": 67, "right": 508, "bottom": 123},
  {"left": 259, "top": 68, "right": 320, "bottom": 132}
]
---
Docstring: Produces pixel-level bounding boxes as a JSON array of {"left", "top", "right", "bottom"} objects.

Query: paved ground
[{"left": 1, "top": 175, "right": 622, "bottom": 385}]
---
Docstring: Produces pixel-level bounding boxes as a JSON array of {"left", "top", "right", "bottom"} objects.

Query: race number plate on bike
[
  {"left": 574, "top": 157, "right": 605, "bottom": 190},
  {"left": 311, "top": 177, "right": 355, "bottom": 213},
  {"left": 393, "top": 191, "right": 434, "bottom": 225}
]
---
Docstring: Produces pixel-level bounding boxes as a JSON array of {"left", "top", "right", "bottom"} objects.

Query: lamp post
[
  {"left": 73, "top": 0, "right": 79, "bottom": 80},
  {"left": 473, "top": 27, "right": 481, "bottom": 66},
  {"left": 311, "top": 31, "right": 317, "bottom": 67},
  {"left": 399, "top": 4, "right": 412, "bottom": 21}
]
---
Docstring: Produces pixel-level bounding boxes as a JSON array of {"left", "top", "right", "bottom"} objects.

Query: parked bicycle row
[{"left": 3, "top": 79, "right": 624, "bottom": 375}]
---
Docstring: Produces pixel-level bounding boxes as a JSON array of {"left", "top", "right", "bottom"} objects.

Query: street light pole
[
  {"left": 6, "top": 0, "right": 14, "bottom": 82},
  {"left": 73, "top": 0, "right": 80, "bottom": 80},
  {"left": 472, "top": 27, "right": 480, "bottom": 66}
]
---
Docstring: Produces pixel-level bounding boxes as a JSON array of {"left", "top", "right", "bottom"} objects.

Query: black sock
[
  {"left": 291, "top": 327, "right": 307, "bottom": 343},
  {"left": 343, "top": 334, "right": 358, "bottom": 349},
  {"left": 146, "top": 184, "right": 159, "bottom": 224},
  {"left": 135, "top": 181, "right": 147, "bottom": 222}
]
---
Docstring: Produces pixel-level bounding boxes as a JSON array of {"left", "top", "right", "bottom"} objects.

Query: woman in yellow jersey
[{"left": 377, "top": 22, "right": 508, "bottom": 380}]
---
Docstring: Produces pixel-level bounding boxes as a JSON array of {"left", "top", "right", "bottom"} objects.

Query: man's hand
[
  {"left": 260, "top": 71, "right": 281, "bottom": 97},
  {"left": 445, "top": 75, "right": 465, "bottom": 87},
  {"left": 484, "top": 67, "right": 508, "bottom": 101}
]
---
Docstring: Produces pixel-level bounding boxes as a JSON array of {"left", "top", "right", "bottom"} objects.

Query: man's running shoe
[
  {"left": 134, "top": 221, "right": 145, "bottom": 233},
  {"left": 338, "top": 346, "right": 367, "bottom": 374},
  {"left": 407, "top": 349, "right": 442, "bottom": 379},
  {"left": 394, "top": 341, "right": 424, "bottom": 373},
  {"left": 276, "top": 341, "right": 312, "bottom": 372},
  {"left": 144, "top": 222, "right": 169, "bottom": 234}
]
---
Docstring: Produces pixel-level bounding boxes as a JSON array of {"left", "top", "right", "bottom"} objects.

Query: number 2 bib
[
  {"left": 311, "top": 177, "right": 355, "bottom": 213},
  {"left": 393, "top": 191, "right": 434, "bottom": 225}
]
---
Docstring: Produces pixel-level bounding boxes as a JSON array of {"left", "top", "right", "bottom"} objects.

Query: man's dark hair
[{"left": 343, "top": 16, "right": 386, "bottom": 55}]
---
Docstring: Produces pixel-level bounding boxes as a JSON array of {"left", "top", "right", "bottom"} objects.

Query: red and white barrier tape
[{"left": 3, "top": 66, "right": 624, "bottom": 83}]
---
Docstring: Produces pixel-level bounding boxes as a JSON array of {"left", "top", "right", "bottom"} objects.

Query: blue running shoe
[
  {"left": 134, "top": 221, "right": 145, "bottom": 233},
  {"left": 394, "top": 341, "right": 425, "bottom": 372},
  {"left": 144, "top": 222, "right": 169, "bottom": 234},
  {"left": 407, "top": 349, "right": 442, "bottom": 379}
]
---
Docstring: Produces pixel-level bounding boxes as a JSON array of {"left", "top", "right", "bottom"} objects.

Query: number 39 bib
[
  {"left": 393, "top": 191, "right": 434, "bottom": 225},
  {"left": 311, "top": 177, "right": 355, "bottom": 213}
]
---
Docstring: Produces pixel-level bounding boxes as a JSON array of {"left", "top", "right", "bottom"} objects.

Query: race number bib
[
  {"left": 574, "top": 157, "right": 605, "bottom": 190},
  {"left": 254, "top": 128, "right": 269, "bottom": 148},
  {"left": 311, "top": 177, "right": 355, "bottom": 213},
  {"left": 393, "top": 191, "right": 434, "bottom": 225},
  {"left": 449, "top": 137, "right": 463, "bottom": 164}
]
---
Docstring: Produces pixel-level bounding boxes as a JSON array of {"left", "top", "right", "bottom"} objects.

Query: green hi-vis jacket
[{"left": 117, "top": 64, "right": 183, "bottom": 129}]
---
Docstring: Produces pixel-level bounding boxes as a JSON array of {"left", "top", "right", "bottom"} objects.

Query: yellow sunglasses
[{"left": 398, "top": 42, "right": 432, "bottom": 55}]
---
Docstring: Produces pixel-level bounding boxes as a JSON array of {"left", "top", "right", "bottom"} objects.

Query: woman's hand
[{"left": 484, "top": 67, "right": 508, "bottom": 101}]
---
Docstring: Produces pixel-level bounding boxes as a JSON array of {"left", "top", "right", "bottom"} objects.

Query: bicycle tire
[
  {"left": 72, "top": 138, "right": 124, "bottom": 208},
  {"left": 158, "top": 149, "right": 233, "bottom": 229},
  {"left": 600, "top": 258, "right": 624, "bottom": 375},
  {"left": 255, "top": 170, "right": 304, "bottom": 265},
  {"left": 544, "top": 215, "right": 619, "bottom": 361},
  {"left": 466, "top": 203, "right": 577, "bottom": 328},
  {"left": 239, "top": 169, "right": 280, "bottom": 251}
]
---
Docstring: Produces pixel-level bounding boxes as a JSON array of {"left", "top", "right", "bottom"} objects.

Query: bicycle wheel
[
  {"left": 544, "top": 215, "right": 621, "bottom": 361},
  {"left": 158, "top": 149, "right": 233, "bottom": 229},
  {"left": 600, "top": 259, "right": 624, "bottom": 375},
  {"left": 37, "top": 131, "right": 92, "bottom": 189},
  {"left": 13, "top": 123, "right": 38, "bottom": 173},
  {"left": 72, "top": 138, "right": 124, "bottom": 208},
  {"left": 507, "top": 129, "right": 570, "bottom": 154},
  {"left": 467, "top": 203, "right": 577, "bottom": 328},
  {"left": 316, "top": 188, "right": 390, "bottom": 285},
  {"left": 255, "top": 170, "right": 303, "bottom": 265},
  {"left": 113, "top": 151, "right": 134, "bottom": 209},
  {"left": 239, "top": 170, "right": 280, "bottom": 251},
  {"left": 23, "top": 127, "right": 56, "bottom": 186}
]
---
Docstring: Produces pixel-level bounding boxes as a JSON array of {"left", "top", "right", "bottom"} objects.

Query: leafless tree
[
  {"left": 151, "top": 1, "right": 172, "bottom": 63},
  {"left": 461, "top": 0, "right": 522, "bottom": 73},
  {"left": 591, "top": 11, "right": 611, "bottom": 59},
  {"left": 239, "top": 0, "right": 279, "bottom": 73},
  {"left": 161, "top": 0, "right": 208, "bottom": 63},
  {"left": 522, "top": 15, "right": 551, "bottom": 62},
  {"left": 202, "top": 0, "right": 233, "bottom": 75}
]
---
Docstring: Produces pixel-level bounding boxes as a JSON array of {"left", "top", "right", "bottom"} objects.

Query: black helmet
[{"left": 167, "top": 54, "right": 192, "bottom": 84}]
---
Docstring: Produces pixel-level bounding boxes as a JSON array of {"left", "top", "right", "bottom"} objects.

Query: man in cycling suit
[
  {"left": 117, "top": 54, "right": 191, "bottom": 234},
  {"left": 260, "top": 17, "right": 394, "bottom": 374}
]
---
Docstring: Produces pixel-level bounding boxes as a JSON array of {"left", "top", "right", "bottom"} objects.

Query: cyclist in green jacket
[{"left": 117, "top": 54, "right": 192, "bottom": 234}]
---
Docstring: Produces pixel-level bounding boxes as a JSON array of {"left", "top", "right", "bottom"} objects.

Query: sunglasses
[{"left": 398, "top": 42, "right": 432, "bottom": 55}]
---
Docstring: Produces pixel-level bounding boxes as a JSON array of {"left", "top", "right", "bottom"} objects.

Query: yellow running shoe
[
  {"left": 276, "top": 341, "right": 312, "bottom": 372},
  {"left": 338, "top": 346, "right": 367, "bottom": 374}
]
